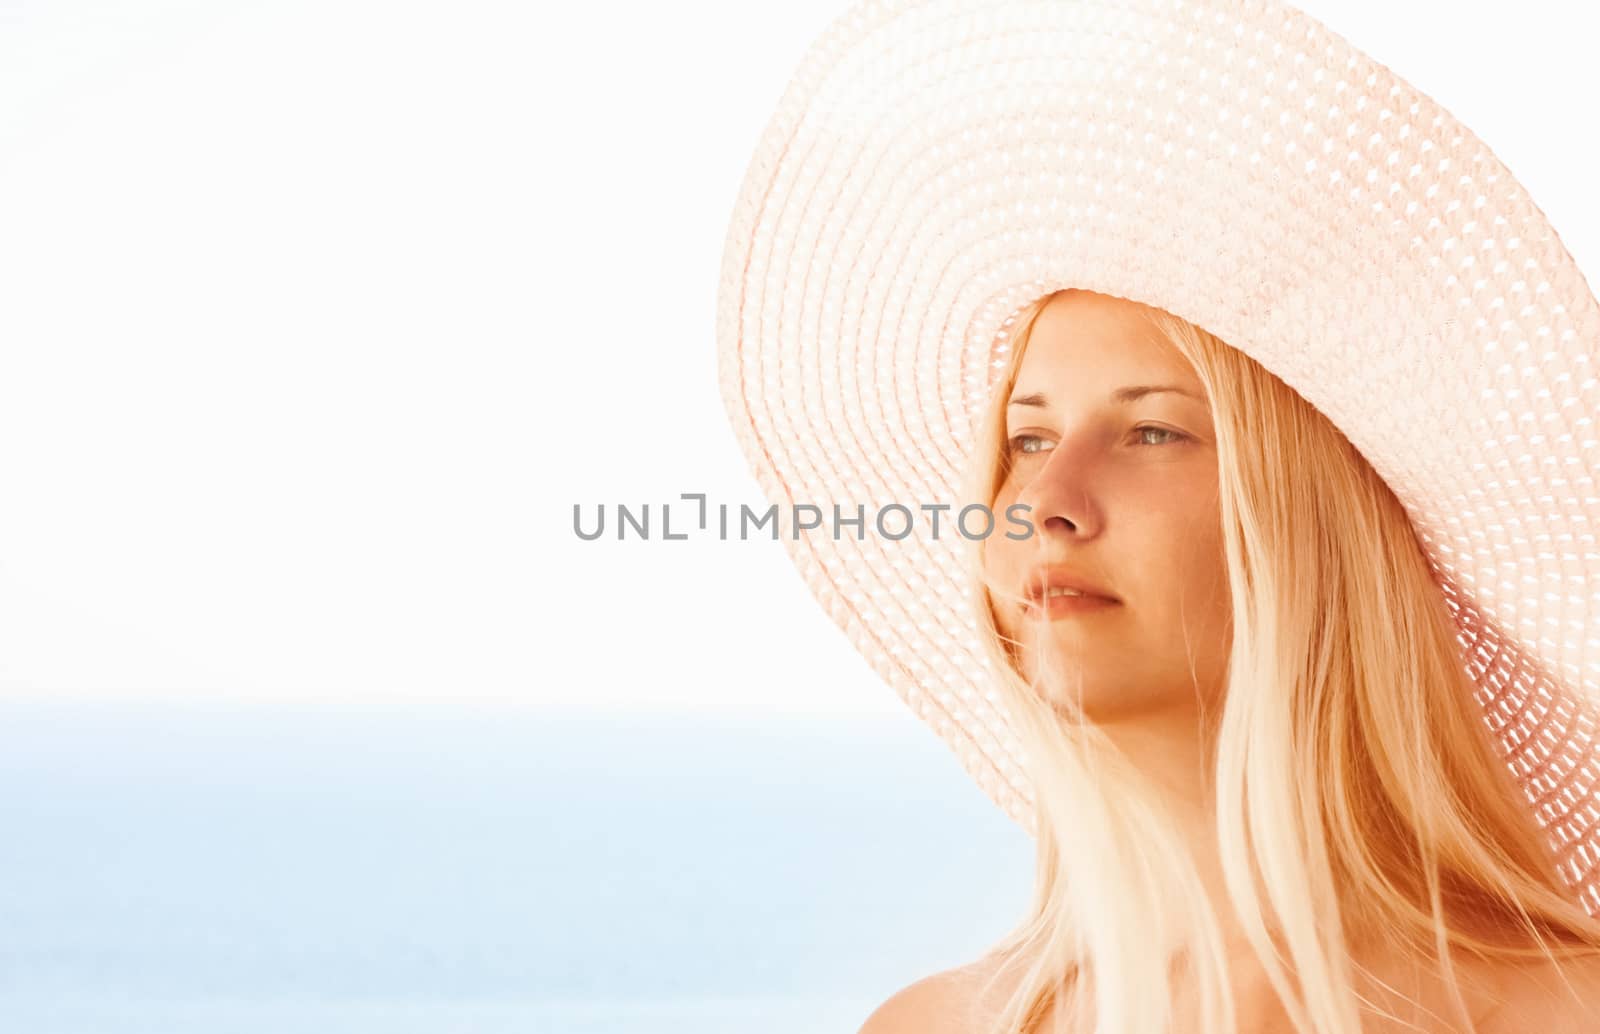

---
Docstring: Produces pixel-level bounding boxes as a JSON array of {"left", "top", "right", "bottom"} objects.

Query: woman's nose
[{"left": 1014, "top": 446, "right": 1102, "bottom": 540}]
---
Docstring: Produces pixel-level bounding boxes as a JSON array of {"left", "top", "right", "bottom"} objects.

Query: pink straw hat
[{"left": 715, "top": 0, "right": 1600, "bottom": 912}]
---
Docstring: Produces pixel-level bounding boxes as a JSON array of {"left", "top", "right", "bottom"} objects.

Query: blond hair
[{"left": 958, "top": 289, "right": 1600, "bottom": 1033}]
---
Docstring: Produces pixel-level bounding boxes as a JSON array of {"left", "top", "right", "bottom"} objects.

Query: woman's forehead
[{"left": 1015, "top": 300, "right": 1200, "bottom": 397}]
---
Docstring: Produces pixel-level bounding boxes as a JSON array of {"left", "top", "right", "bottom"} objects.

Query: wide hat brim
[{"left": 715, "top": 0, "right": 1600, "bottom": 911}]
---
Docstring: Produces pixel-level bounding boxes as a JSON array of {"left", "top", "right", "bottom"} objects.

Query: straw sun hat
[{"left": 714, "top": 0, "right": 1600, "bottom": 912}]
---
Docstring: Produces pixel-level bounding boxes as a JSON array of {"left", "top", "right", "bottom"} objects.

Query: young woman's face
[{"left": 983, "top": 291, "right": 1232, "bottom": 723}]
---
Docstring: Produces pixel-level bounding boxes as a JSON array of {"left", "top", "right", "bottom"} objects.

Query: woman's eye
[
  {"left": 1133, "top": 425, "right": 1188, "bottom": 446},
  {"left": 1006, "top": 434, "right": 1050, "bottom": 455},
  {"left": 1008, "top": 426, "right": 1187, "bottom": 455}
]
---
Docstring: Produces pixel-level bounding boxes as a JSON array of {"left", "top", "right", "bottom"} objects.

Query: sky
[{"left": 0, "top": 0, "right": 1596, "bottom": 716}]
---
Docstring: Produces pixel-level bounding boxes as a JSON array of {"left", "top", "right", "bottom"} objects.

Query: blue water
[{"left": 0, "top": 699, "right": 1032, "bottom": 1032}]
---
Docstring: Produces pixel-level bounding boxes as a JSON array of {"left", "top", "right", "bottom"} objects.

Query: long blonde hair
[{"left": 958, "top": 289, "right": 1600, "bottom": 1033}]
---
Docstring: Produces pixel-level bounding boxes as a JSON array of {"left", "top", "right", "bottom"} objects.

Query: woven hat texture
[{"left": 715, "top": 0, "right": 1600, "bottom": 913}]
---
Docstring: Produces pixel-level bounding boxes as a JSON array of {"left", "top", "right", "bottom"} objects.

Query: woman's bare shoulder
[
  {"left": 1470, "top": 947, "right": 1600, "bottom": 1033},
  {"left": 855, "top": 953, "right": 1023, "bottom": 1034},
  {"left": 853, "top": 967, "right": 974, "bottom": 1034}
]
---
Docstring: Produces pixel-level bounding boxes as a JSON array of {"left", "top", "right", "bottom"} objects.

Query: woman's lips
[{"left": 1022, "top": 593, "right": 1121, "bottom": 620}]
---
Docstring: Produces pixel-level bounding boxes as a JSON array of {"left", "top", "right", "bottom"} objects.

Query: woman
[
  {"left": 871, "top": 289, "right": 1600, "bottom": 1031},
  {"left": 714, "top": 0, "right": 1600, "bottom": 1030}
]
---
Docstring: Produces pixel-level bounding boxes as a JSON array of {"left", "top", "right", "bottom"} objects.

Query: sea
[{"left": 0, "top": 699, "right": 1033, "bottom": 1033}]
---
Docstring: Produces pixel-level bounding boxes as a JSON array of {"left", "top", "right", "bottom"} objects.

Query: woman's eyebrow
[{"left": 1006, "top": 384, "right": 1204, "bottom": 408}]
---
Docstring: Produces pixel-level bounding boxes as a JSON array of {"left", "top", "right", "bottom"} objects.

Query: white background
[{"left": 2, "top": 0, "right": 1596, "bottom": 718}]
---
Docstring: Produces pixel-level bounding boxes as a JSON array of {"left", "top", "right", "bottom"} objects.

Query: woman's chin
[{"left": 1031, "top": 676, "right": 1168, "bottom": 726}]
